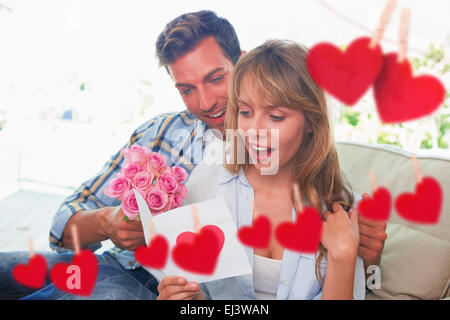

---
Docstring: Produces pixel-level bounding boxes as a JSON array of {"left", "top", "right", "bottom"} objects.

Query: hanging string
[{"left": 317, "top": 0, "right": 450, "bottom": 63}]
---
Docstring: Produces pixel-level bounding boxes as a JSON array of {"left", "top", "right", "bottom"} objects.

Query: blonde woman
[{"left": 157, "top": 40, "right": 366, "bottom": 300}]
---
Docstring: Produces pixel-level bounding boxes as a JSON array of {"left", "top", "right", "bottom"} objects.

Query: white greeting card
[{"left": 133, "top": 189, "right": 252, "bottom": 283}]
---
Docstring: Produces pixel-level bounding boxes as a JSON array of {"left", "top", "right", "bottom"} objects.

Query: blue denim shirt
[{"left": 184, "top": 164, "right": 366, "bottom": 300}]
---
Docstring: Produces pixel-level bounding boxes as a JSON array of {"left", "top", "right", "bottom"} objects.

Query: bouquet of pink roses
[{"left": 103, "top": 144, "right": 188, "bottom": 220}]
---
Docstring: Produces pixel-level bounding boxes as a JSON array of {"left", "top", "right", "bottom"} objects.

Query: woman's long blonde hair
[{"left": 224, "top": 39, "right": 355, "bottom": 283}]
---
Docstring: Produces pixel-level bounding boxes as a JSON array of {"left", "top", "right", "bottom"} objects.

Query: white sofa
[{"left": 336, "top": 141, "right": 450, "bottom": 300}]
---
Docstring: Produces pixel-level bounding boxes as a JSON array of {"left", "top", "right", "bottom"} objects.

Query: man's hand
[
  {"left": 98, "top": 206, "right": 146, "bottom": 251},
  {"left": 157, "top": 276, "right": 206, "bottom": 300},
  {"left": 357, "top": 193, "right": 388, "bottom": 271}
]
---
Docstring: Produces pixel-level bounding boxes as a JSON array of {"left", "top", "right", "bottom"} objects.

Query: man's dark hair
[{"left": 156, "top": 10, "right": 241, "bottom": 70}]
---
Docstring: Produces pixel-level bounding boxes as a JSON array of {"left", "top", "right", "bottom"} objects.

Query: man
[{"left": 0, "top": 10, "right": 387, "bottom": 299}]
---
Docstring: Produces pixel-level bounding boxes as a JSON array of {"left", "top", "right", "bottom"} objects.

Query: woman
[{"left": 157, "top": 40, "right": 365, "bottom": 300}]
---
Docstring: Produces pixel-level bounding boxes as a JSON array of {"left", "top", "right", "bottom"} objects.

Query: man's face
[{"left": 168, "top": 36, "right": 234, "bottom": 132}]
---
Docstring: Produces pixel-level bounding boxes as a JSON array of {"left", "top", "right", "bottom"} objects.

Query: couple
[{"left": 0, "top": 10, "right": 387, "bottom": 300}]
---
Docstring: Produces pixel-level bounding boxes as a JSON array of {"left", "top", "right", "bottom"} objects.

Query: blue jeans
[{"left": 0, "top": 251, "right": 158, "bottom": 300}]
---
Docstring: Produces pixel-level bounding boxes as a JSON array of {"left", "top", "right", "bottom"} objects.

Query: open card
[{"left": 133, "top": 189, "right": 252, "bottom": 283}]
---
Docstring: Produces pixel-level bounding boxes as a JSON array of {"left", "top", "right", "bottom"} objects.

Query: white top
[
  {"left": 185, "top": 163, "right": 367, "bottom": 300},
  {"left": 253, "top": 254, "right": 282, "bottom": 300}
]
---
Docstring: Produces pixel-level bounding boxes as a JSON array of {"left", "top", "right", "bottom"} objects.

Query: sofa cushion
[
  {"left": 336, "top": 142, "right": 450, "bottom": 299},
  {"left": 336, "top": 142, "right": 450, "bottom": 242},
  {"left": 369, "top": 223, "right": 450, "bottom": 299}
]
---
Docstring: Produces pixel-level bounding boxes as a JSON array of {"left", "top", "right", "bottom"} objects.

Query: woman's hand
[
  {"left": 157, "top": 276, "right": 206, "bottom": 300},
  {"left": 321, "top": 203, "right": 359, "bottom": 262},
  {"left": 320, "top": 203, "right": 359, "bottom": 300}
]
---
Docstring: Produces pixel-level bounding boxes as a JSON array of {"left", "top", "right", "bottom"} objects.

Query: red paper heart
[
  {"left": 172, "top": 225, "right": 225, "bottom": 275},
  {"left": 374, "top": 53, "right": 445, "bottom": 123},
  {"left": 237, "top": 215, "right": 271, "bottom": 248},
  {"left": 306, "top": 37, "right": 383, "bottom": 105},
  {"left": 395, "top": 176, "right": 442, "bottom": 224},
  {"left": 12, "top": 254, "right": 47, "bottom": 289},
  {"left": 49, "top": 249, "right": 98, "bottom": 296},
  {"left": 275, "top": 207, "right": 323, "bottom": 253},
  {"left": 134, "top": 235, "right": 169, "bottom": 269},
  {"left": 358, "top": 187, "right": 392, "bottom": 221},
  {"left": 176, "top": 225, "right": 225, "bottom": 249}
]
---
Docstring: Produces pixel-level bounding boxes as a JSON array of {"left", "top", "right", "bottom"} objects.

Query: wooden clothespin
[
  {"left": 411, "top": 155, "right": 422, "bottom": 183},
  {"left": 369, "top": 0, "right": 397, "bottom": 49},
  {"left": 148, "top": 216, "right": 157, "bottom": 241},
  {"left": 292, "top": 182, "right": 304, "bottom": 215},
  {"left": 191, "top": 204, "right": 201, "bottom": 233},
  {"left": 71, "top": 225, "right": 80, "bottom": 255},
  {"left": 398, "top": 8, "right": 411, "bottom": 63},
  {"left": 248, "top": 198, "right": 254, "bottom": 219},
  {"left": 369, "top": 171, "right": 378, "bottom": 192},
  {"left": 28, "top": 237, "right": 34, "bottom": 258}
]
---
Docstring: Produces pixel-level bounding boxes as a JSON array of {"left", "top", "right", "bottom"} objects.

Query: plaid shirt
[{"left": 49, "top": 109, "right": 207, "bottom": 269}]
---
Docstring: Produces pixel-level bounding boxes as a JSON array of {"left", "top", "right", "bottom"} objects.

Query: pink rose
[
  {"left": 121, "top": 162, "right": 141, "bottom": 181},
  {"left": 169, "top": 193, "right": 183, "bottom": 209},
  {"left": 147, "top": 152, "right": 167, "bottom": 175},
  {"left": 121, "top": 190, "right": 141, "bottom": 220},
  {"left": 122, "top": 144, "right": 149, "bottom": 166},
  {"left": 104, "top": 175, "right": 130, "bottom": 201},
  {"left": 177, "top": 183, "right": 187, "bottom": 198},
  {"left": 146, "top": 188, "right": 169, "bottom": 214},
  {"left": 156, "top": 173, "right": 179, "bottom": 194},
  {"left": 133, "top": 171, "right": 154, "bottom": 192},
  {"left": 166, "top": 166, "right": 188, "bottom": 183}
]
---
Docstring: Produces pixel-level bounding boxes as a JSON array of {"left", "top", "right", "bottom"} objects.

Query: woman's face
[{"left": 237, "top": 75, "right": 308, "bottom": 174}]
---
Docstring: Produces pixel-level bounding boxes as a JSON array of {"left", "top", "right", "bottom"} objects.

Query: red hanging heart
[
  {"left": 134, "top": 235, "right": 169, "bottom": 269},
  {"left": 306, "top": 37, "right": 383, "bottom": 106},
  {"left": 395, "top": 176, "right": 442, "bottom": 224},
  {"left": 237, "top": 215, "right": 271, "bottom": 248},
  {"left": 49, "top": 249, "right": 98, "bottom": 296},
  {"left": 374, "top": 53, "right": 445, "bottom": 123},
  {"left": 176, "top": 225, "right": 225, "bottom": 249},
  {"left": 358, "top": 187, "right": 392, "bottom": 221},
  {"left": 172, "top": 225, "right": 225, "bottom": 275},
  {"left": 275, "top": 207, "right": 323, "bottom": 253},
  {"left": 12, "top": 254, "right": 47, "bottom": 289}
]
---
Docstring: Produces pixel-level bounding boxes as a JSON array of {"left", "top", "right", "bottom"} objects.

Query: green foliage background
[{"left": 336, "top": 44, "right": 450, "bottom": 151}]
